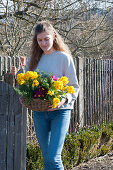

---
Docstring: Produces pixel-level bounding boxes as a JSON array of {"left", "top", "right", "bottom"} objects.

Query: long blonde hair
[{"left": 29, "top": 20, "right": 71, "bottom": 71}]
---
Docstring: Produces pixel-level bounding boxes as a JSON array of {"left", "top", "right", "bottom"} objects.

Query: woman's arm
[{"left": 63, "top": 55, "right": 79, "bottom": 104}]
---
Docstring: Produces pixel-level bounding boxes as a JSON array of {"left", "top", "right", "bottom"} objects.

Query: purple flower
[{"left": 33, "top": 87, "right": 48, "bottom": 99}]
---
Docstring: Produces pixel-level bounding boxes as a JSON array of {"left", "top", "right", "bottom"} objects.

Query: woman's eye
[
  {"left": 37, "top": 38, "right": 50, "bottom": 42},
  {"left": 45, "top": 38, "right": 49, "bottom": 41}
]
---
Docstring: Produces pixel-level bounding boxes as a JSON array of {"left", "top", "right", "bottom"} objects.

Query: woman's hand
[{"left": 47, "top": 98, "right": 67, "bottom": 111}]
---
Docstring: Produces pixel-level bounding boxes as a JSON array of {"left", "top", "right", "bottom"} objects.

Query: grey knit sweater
[{"left": 25, "top": 51, "right": 79, "bottom": 110}]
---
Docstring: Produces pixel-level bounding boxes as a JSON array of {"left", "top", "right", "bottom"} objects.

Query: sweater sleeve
[{"left": 63, "top": 55, "right": 79, "bottom": 104}]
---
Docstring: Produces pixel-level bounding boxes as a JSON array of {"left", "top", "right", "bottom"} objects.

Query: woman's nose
[{"left": 41, "top": 40, "right": 46, "bottom": 45}]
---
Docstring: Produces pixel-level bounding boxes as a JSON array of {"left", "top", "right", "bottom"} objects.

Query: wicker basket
[{"left": 22, "top": 97, "right": 51, "bottom": 111}]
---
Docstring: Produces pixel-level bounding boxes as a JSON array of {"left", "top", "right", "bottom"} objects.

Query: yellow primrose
[
  {"left": 54, "top": 81, "right": 63, "bottom": 90},
  {"left": 62, "top": 86, "right": 69, "bottom": 91},
  {"left": 32, "top": 80, "right": 39, "bottom": 87},
  {"left": 52, "top": 97, "right": 60, "bottom": 108},
  {"left": 17, "top": 73, "right": 25, "bottom": 81},
  {"left": 18, "top": 79, "right": 25, "bottom": 85},
  {"left": 31, "top": 72, "right": 39, "bottom": 79},
  {"left": 24, "top": 71, "right": 34, "bottom": 80},
  {"left": 67, "top": 86, "right": 75, "bottom": 94},
  {"left": 24, "top": 71, "right": 32, "bottom": 80},
  {"left": 60, "top": 76, "right": 69, "bottom": 86},
  {"left": 47, "top": 90, "right": 54, "bottom": 96},
  {"left": 53, "top": 97, "right": 60, "bottom": 104},
  {"left": 52, "top": 103, "right": 58, "bottom": 108}
]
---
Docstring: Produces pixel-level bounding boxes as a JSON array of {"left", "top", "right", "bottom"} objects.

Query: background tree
[{"left": 0, "top": 0, "right": 113, "bottom": 59}]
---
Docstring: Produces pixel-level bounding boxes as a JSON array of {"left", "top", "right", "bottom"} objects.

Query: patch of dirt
[{"left": 72, "top": 151, "right": 113, "bottom": 170}]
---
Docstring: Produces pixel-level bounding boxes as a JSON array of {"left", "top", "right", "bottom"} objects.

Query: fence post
[
  {"left": 0, "top": 56, "right": 3, "bottom": 80},
  {"left": 8, "top": 56, "right": 12, "bottom": 72},
  {"left": 4, "top": 56, "right": 7, "bottom": 74},
  {"left": 0, "top": 79, "right": 27, "bottom": 170},
  {"left": 78, "top": 57, "right": 84, "bottom": 128}
]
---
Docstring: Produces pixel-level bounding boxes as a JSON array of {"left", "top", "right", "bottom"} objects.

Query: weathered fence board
[
  {"left": 0, "top": 81, "right": 8, "bottom": 170},
  {"left": 0, "top": 114, "right": 7, "bottom": 170},
  {"left": 78, "top": 57, "right": 84, "bottom": 128},
  {"left": 7, "top": 86, "right": 15, "bottom": 170},
  {"left": 0, "top": 80, "right": 27, "bottom": 170}
]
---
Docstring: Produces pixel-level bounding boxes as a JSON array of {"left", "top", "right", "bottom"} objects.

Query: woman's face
[{"left": 37, "top": 32, "right": 55, "bottom": 54}]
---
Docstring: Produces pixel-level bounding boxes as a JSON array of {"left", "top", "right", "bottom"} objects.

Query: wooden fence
[
  {"left": 83, "top": 58, "right": 113, "bottom": 125},
  {"left": 0, "top": 56, "right": 20, "bottom": 76},
  {"left": 0, "top": 79, "right": 27, "bottom": 170},
  {"left": 0, "top": 55, "right": 113, "bottom": 136},
  {"left": 69, "top": 57, "right": 113, "bottom": 131}
]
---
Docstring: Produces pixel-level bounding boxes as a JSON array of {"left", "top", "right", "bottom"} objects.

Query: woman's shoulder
[{"left": 56, "top": 51, "right": 72, "bottom": 60}]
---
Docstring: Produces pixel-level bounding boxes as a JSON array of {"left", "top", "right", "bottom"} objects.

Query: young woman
[{"left": 25, "top": 21, "right": 79, "bottom": 170}]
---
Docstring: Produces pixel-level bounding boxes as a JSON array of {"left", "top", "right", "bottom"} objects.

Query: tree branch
[{"left": 13, "top": 0, "right": 48, "bottom": 55}]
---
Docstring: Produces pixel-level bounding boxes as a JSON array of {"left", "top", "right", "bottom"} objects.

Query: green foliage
[
  {"left": 99, "top": 146, "right": 109, "bottom": 156},
  {"left": 26, "top": 122, "right": 113, "bottom": 170},
  {"left": 14, "top": 82, "right": 34, "bottom": 104},
  {"left": 26, "top": 144, "right": 44, "bottom": 170}
]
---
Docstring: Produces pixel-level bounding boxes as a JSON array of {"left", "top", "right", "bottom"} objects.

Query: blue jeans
[{"left": 33, "top": 109, "right": 71, "bottom": 170}]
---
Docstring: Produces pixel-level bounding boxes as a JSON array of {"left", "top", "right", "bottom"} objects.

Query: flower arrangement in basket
[{"left": 14, "top": 70, "right": 75, "bottom": 111}]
